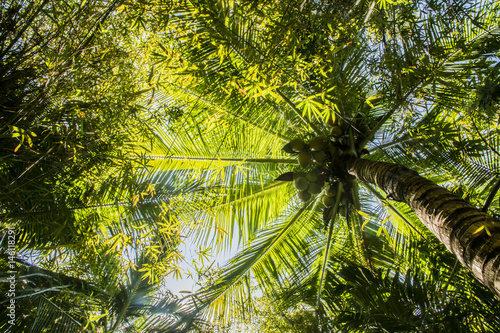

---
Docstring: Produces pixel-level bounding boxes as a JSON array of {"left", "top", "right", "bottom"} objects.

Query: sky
[{"left": 163, "top": 226, "right": 242, "bottom": 296}]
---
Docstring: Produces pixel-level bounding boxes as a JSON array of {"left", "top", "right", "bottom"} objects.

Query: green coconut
[
  {"left": 358, "top": 123, "right": 371, "bottom": 136},
  {"left": 305, "top": 170, "right": 319, "bottom": 183},
  {"left": 308, "top": 182, "right": 323, "bottom": 195},
  {"left": 331, "top": 126, "right": 343, "bottom": 138},
  {"left": 294, "top": 177, "right": 309, "bottom": 191},
  {"left": 315, "top": 179, "right": 325, "bottom": 188},
  {"left": 322, "top": 195, "right": 336, "bottom": 207},
  {"left": 290, "top": 138, "right": 306, "bottom": 152},
  {"left": 298, "top": 151, "right": 311, "bottom": 168},
  {"left": 325, "top": 183, "right": 338, "bottom": 197},
  {"left": 308, "top": 136, "right": 327, "bottom": 151},
  {"left": 312, "top": 150, "right": 326, "bottom": 164},
  {"left": 298, "top": 190, "right": 312, "bottom": 202}
]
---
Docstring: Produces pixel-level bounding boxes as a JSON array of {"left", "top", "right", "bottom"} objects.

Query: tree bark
[{"left": 345, "top": 156, "right": 500, "bottom": 297}]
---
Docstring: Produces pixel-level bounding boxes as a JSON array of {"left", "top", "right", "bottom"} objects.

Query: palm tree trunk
[{"left": 345, "top": 156, "right": 500, "bottom": 297}]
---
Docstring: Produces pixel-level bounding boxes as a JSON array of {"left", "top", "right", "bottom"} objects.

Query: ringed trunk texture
[{"left": 346, "top": 156, "right": 500, "bottom": 297}]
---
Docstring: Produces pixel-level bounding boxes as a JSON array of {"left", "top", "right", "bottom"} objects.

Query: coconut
[
  {"left": 290, "top": 138, "right": 305, "bottom": 152},
  {"left": 305, "top": 170, "right": 319, "bottom": 183},
  {"left": 315, "top": 179, "right": 325, "bottom": 188},
  {"left": 322, "top": 195, "right": 336, "bottom": 207},
  {"left": 331, "top": 126, "right": 343, "bottom": 137},
  {"left": 308, "top": 136, "right": 327, "bottom": 151},
  {"left": 294, "top": 177, "right": 309, "bottom": 191},
  {"left": 298, "top": 151, "right": 311, "bottom": 168},
  {"left": 312, "top": 150, "right": 326, "bottom": 164},
  {"left": 325, "top": 183, "right": 338, "bottom": 197},
  {"left": 308, "top": 182, "right": 323, "bottom": 195},
  {"left": 298, "top": 190, "right": 312, "bottom": 202}
]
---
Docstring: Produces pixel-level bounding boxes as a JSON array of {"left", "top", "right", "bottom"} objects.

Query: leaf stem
[{"left": 276, "top": 89, "right": 322, "bottom": 135}]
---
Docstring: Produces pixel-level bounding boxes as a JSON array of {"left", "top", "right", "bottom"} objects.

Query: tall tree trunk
[{"left": 345, "top": 156, "right": 500, "bottom": 297}]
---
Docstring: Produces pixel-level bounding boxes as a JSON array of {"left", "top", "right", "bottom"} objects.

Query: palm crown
[{"left": 145, "top": 0, "right": 500, "bottom": 328}]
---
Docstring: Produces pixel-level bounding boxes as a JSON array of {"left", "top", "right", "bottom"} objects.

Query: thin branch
[
  {"left": 359, "top": 24, "right": 500, "bottom": 149},
  {"left": 363, "top": 183, "right": 426, "bottom": 239},
  {"left": 316, "top": 183, "right": 342, "bottom": 308},
  {"left": 0, "top": 0, "right": 50, "bottom": 59},
  {"left": 275, "top": 89, "right": 322, "bottom": 135},
  {"left": 469, "top": 113, "right": 500, "bottom": 158},
  {"left": 482, "top": 177, "right": 500, "bottom": 212},
  {"left": 145, "top": 155, "right": 297, "bottom": 164},
  {"left": 350, "top": 182, "right": 374, "bottom": 270},
  {"left": 162, "top": 80, "right": 291, "bottom": 142}
]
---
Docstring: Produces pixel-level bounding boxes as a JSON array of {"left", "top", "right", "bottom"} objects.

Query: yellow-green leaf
[
  {"left": 473, "top": 225, "right": 485, "bottom": 235},
  {"left": 473, "top": 225, "right": 492, "bottom": 236},
  {"left": 356, "top": 209, "right": 370, "bottom": 219}
]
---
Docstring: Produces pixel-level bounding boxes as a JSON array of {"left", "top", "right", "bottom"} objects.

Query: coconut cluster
[
  {"left": 293, "top": 170, "right": 340, "bottom": 207},
  {"left": 282, "top": 126, "right": 345, "bottom": 206},
  {"left": 279, "top": 112, "right": 375, "bottom": 208},
  {"left": 292, "top": 170, "right": 324, "bottom": 203}
]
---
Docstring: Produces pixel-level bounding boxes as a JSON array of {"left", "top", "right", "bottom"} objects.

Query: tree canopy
[{"left": 1, "top": 0, "right": 500, "bottom": 332}]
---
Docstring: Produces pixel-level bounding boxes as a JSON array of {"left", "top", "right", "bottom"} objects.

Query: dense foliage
[
  {"left": 1, "top": 0, "right": 500, "bottom": 332},
  {"left": 0, "top": 1, "right": 199, "bottom": 331}
]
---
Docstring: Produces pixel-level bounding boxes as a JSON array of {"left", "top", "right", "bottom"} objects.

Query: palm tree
[
  {"left": 2, "top": 0, "right": 500, "bottom": 330},
  {"left": 345, "top": 156, "right": 500, "bottom": 295},
  {"left": 136, "top": 0, "right": 500, "bottom": 326}
]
